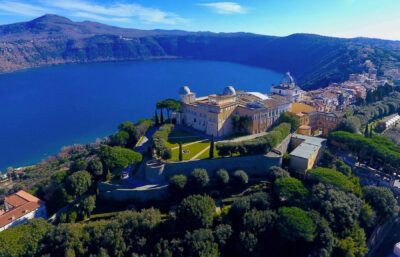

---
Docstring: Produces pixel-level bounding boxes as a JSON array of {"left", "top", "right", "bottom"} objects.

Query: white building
[
  {"left": 271, "top": 72, "right": 305, "bottom": 102},
  {"left": 0, "top": 190, "right": 47, "bottom": 232},
  {"left": 289, "top": 134, "right": 327, "bottom": 175}
]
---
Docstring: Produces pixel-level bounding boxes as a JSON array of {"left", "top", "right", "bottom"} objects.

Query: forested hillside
[{"left": 1, "top": 14, "right": 399, "bottom": 89}]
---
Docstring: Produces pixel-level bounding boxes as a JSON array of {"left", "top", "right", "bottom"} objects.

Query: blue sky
[{"left": 0, "top": 0, "right": 399, "bottom": 40}]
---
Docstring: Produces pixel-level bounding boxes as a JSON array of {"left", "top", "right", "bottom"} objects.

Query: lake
[{"left": 0, "top": 60, "right": 283, "bottom": 171}]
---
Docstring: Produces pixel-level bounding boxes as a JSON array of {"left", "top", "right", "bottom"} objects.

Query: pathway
[
  {"left": 191, "top": 145, "right": 210, "bottom": 160},
  {"left": 171, "top": 139, "right": 208, "bottom": 150}
]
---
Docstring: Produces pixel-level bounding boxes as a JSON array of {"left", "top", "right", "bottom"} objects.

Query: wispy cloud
[
  {"left": 0, "top": 0, "right": 186, "bottom": 25},
  {"left": 43, "top": 0, "right": 185, "bottom": 24},
  {"left": 198, "top": 2, "right": 246, "bottom": 14},
  {"left": 0, "top": 1, "right": 52, "bottom": 17}
]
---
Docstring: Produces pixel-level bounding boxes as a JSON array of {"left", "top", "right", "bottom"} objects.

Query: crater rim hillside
[{"left": 1, "top": 14, "right": 399, "bottom": 90}]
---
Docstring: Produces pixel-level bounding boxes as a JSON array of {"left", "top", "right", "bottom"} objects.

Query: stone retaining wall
[{"left": 98, "top": 134, "right": 291, "bottom": 202}]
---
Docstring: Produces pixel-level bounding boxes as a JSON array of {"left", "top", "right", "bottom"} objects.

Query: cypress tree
[
  {"left": 179, "top": 142, "right": 183, "bottom": 161},
  {"left": 370, "top": 127, "right": 373, "bottom": 138},
  {"left": 160, "top": 109, "right": 164, "bottom": 124},
  {"left": 364, "top": 125, "right": 369, "bottom": 137},
  {"left": 209, "top": 135, "right": 215, "bottom": 159},
  {"left": 155, "top": 110, "right": 160, "bottom": 126}
]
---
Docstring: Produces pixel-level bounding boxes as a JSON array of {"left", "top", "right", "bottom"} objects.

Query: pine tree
[
  {"left": 179, "top": 142, "right": 183, "bottom": 161},
  {"left": 160, "top": 109, "right": 164, "bottom": 124},
  {"left": 364, "top": 125, "right": 369, "bottom": 137},
  {"left": 209, "top": 135, "right": 215, "bottom": 159},
  {"left": 155, "top": 110, "right": 160, "bottom": 126}
]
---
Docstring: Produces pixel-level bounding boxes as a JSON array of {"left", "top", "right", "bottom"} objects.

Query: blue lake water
[{"left": 0, "top": 60, "right": 282, "bottom": 171}]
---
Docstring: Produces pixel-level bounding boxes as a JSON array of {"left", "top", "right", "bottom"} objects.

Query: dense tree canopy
[
  {"left": 276, "top": 207, "right": 317, "bottom": 242},
  {"left": 363, "top": 186, "right": 398, "bottom": 224},
  {"left": 275, "top": 177, "right": 309, "bottom": 205},
  {"left": 308, "top": 167, "right": 359, "bottom": 193},
  {"left": 65, "top": 170, "right": 92, "bottom": 197},
  {"left": 99, "top": 145, "right": 142, "bottom": 175},
  {"left": 176, "top": 195, "right": 216, "bottom": 230},
  {"left": 335, "top": 116, "right": 361, "bottom": 133},
  {"left": 311, "top": 184, "right": 362, "bottom": 235},
  {"left": 87, "top": 157, "right": 104, "bottom": 177},
  {"left": 330, "top": 130, "right": 400, "bottom": 170}
]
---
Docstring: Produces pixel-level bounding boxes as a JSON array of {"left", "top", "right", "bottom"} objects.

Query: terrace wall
[
  {"left": 98, "top": 134, "right": 291, "bottom": 203},
  {"left": 162, "top": 154, "right": 282, "bottom": 181}
]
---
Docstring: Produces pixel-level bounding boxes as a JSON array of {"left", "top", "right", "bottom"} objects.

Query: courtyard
[{"left": 165, "top": 128, "right": 217, "bottom": 161}]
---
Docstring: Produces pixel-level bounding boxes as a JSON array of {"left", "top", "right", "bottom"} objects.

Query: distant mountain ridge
[{"left": 1, "top": 14, "right": 399, "bottom": 89}]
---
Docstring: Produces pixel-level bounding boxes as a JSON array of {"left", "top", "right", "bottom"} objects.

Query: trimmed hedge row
[
  {"left": 152, "top": 124, "right": 174, "bottom": 159},
  {"left": 329, "top": 130, "right": 400, "bottom": 168},
  {"left": 217, "top": 123, "right": 291, "bottom": 157}
]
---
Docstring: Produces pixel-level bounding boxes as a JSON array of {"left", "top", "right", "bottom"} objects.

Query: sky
[{"left": 0, "top": 0, "right": 399, "bottom": 40}]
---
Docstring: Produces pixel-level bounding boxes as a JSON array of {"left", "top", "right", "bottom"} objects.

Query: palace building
[
  {"left": 176, "top": 84, "right": 292, "bottom": 137},
  {"left": 270, "top": 72, "right": 305, "bottom": 102}
]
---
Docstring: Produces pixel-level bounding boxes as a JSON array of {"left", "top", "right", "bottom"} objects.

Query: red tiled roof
[
  {"left": 15, "top": 191, "right": 41, "bottom": 203},
  {"left": 0, "top": 202, "right": 40, "bottom": 228},
  {"left": 4, "top": 190, "right": 41, "bottom": 208},
  {"left": 0, "top": 191, "right": 43, "bottom": 228},
  {"left": 4, "top": 194, "right": 28, "bottom": 208}
]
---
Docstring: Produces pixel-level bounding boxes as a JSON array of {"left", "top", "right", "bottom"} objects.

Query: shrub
[
  {"left": 216, "top": 123, "right": 291, "bottom": 157},
  {"left": 233, "top": 170, "right": 249, "bottom": 185},
  {"left": 268, "top": 166, "right": 290, "bottom": 181},
  {"left": 152, "top": 124, "right": 174, "bottom": 160},
  {"left": 189, "top": 168, "right": 210, "bottom": 189},
  {"left": 169, "top": 175, "right": 187, "bottom": 193},
  {"left": 216, "top": 169, "right": 230, "bottom": 185}
]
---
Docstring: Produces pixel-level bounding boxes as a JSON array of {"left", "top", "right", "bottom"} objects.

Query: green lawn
[
  {"left": 171, "top": 140, "right": 210, "bottom": 161},
  {"left": 164, "top": 129, "right": 203, "bottom": 148},
  {"left": 197, "top": 145, "right": 219, "bottom": 159}
]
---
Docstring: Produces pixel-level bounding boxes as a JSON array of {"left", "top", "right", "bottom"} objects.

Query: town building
[
  {"left": 309, "top": 111, "right": 343, "bottom": 137},
  {"left": 271, "top": 72, "right": 305, "bottom": 102},
  {"left": 378, "top": 113, "right": 400, "bottom": 131},
  {"left": 0, "top": 190, "right": 47, "bottom": 232},
  {"left": 289, "top": 134, "right": 327, "bottom": 175},
  {"left": 177, "top": 86, "right": 291, "bottom": 137},
  {"left": 290, "top": 102, "right": 315, "bottom": 136}
]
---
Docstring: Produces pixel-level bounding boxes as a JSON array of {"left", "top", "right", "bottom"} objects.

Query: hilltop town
[{"left": 1, "top": 58, "right": 400, "bottom": 257}]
